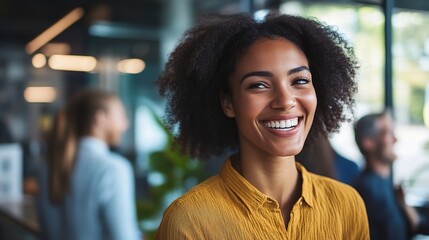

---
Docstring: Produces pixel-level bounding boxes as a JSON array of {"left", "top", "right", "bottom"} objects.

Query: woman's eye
[
  {"left": 293, "top": 78, "right": 310, "bottom": 85},
  {"left": 248, "top": 82, "right": 267, "bottom": 89}
]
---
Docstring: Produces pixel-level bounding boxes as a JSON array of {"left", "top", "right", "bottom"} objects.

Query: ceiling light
[
  {"left": 32, "top": 53, "right": 47, "bottom": 68},
  {"left": 26, "top": 8, "right": 84, "bottom": 54},
  {"left": 48, "top": 54, "right": 97, "bottom": 72},
  {"left": 24, "top": 86, "right": 57, "bottom": 103},
  {"left": 117, "top": 58, "right": 145, "bottom": 74}
]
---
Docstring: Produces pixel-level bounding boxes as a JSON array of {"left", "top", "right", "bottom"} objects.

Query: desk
[{"left": 0, "top": 195, "right": 39, "bottom": 238}]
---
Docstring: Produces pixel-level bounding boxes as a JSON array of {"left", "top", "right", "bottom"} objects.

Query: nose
[{"left": 270, "top": 85, "right": 296, "bottom": 110}]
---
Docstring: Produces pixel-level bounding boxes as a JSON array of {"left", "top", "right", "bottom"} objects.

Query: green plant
[{"left": 136, "top": 108, "right": 208, "bottom": 239}]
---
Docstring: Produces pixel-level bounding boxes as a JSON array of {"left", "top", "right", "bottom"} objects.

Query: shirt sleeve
[
  {"left": 98, "top": 158, "right": 142, "bottom": 240},
  {"left": 155, "top": 200, "right": 205, "bottom": 240}
]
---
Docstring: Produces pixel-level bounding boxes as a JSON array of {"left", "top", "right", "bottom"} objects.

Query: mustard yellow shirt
[{"left": 155, "top": 158, "right": 369, "bottom": 239}]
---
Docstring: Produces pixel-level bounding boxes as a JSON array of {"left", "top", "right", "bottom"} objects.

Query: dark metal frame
[{"left": 384, "top": 0, "right": 394, "bottom": 112}]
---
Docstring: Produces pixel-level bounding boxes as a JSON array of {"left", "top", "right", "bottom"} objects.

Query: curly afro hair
[{"left": 158, "top": 13, "right": 358, "bottom": 159}]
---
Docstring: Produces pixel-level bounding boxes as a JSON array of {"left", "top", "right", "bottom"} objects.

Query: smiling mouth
[{"left": 263, "top": 117, "right": 300, "bottom": 131}]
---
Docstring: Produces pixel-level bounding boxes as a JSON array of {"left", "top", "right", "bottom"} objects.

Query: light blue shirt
[{"left": 37, "top": 137, "right": 141, "bottom": 240}]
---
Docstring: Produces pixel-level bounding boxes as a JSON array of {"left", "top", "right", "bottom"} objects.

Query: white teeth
[{"left": 264, "top": 118, "right": 299, "bottom": 130}]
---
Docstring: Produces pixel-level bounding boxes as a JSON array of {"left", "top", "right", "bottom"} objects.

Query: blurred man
[{"left": 353, "top": 110, "right": 423, "bottom": 240}]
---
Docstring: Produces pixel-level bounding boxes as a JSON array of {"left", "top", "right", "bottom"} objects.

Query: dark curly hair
[{"left": 158, "top": 13, "right": 358, "bottom": 159}]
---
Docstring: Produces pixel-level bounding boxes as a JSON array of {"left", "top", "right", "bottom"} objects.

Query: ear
[
  {"left": 220, "top": 91, "right": 235, "bottom": 118},
  {"left": 362, "top": 137, "right": 375, "bottom": 152}
]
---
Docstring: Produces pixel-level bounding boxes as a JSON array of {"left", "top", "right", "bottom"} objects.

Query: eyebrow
[
  {"left": 240, "top": 71, "right": 273, "bottom": 83},
  {"left": 288, "top": 66, "right": 310, "bottom": 75},
  {"left": 240, "top": 66, "right": 311, "bottom": 83}
]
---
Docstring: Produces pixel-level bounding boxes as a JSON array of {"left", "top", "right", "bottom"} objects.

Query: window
[{"left": 392, "top": 9, "right": 429, "bottom": 204}]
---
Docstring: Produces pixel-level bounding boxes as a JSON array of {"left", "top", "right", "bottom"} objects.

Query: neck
[
  {"left": 87, "top": 129, "right": 108, "bottom": 145},
  {"left": 366, "top": 156, "right": 391, "bottom": 178},
  {"left": 237, "top": 149, "right": 301, "bottom": 208}
]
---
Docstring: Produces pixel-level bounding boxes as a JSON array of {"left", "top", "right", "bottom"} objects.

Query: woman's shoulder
[
  {"left": 306, "top": 173, "right": 369, "bottom": 237},
  {"left": 157, "top": 176, "right": 230, "bottom": 235},
  {"left": 75, "top": 151, "right": 134, "bottom": 187},
  {"left": 307, "top": 173, "right": 368, "bottom": 224},
  {"left": 171, "top": 176, "right": 224, "bottom": 208},
  {"left": 307, "top": 172, "right": 362, "bottom": 201},
  {"left": 162, "top": 176, "right": 231, "bottom": 219},
  {"left": 106, "top": 152, "right": 132, "bottom": 170},
  {"left": 88, "top": 151, "right": 132, "bottom": 174}
]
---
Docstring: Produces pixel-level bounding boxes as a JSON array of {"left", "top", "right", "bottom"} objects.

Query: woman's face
[
  {"left": 105, "top": 97, "right": 129, "bottom": 147},
  {"left": 221, "top": 38, "right": 317, "bottom": 157}
]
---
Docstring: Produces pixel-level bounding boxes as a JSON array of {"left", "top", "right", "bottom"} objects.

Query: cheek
[
  {"left": 384, "top": 138, "right": 394, "bottom": 148},
  {"left": 114, "top": 112, "right": 129, "bottom": 130},
  {"left": 108, "top": 116, "right": 127, "bottom": 135},
  {"left": 233, "top": 94, "right": 267, "bottom": 120},
  {"left": 116, "top": 121, "right": 128, "bottom": 134},
  {"left": 119, "top": 116, "right": 129, "bottom": 131},
  {"left": 300, "top": 89, "right": 317, "bottom": 116}
]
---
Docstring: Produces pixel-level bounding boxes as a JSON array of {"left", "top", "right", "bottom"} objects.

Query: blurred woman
[
  {"left": 155, "top": 13, "right": 369, "bottom": 239},
  {"left": 37, "top": 89, "right": 141, "bottom": 240}
]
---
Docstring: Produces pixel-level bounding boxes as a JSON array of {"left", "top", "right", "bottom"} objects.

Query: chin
[
  {"left": 107, "top": 139, "right": 120, "bottom": 148},
  {"left": 272, "top": 146, "right": 303, "bottom": 157}
]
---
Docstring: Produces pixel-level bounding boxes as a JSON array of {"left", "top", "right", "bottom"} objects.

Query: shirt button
[{"left": 299, "top": 200, "right": 303, "bottom": 206}]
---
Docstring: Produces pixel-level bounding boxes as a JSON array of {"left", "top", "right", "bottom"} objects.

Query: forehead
[
  {"left": 375, "top": 114, "right": 393, "bottom": 131},
  {"left": 106, "top": 97, "right": 123, "bottom": 110},
  {"left": 233, "top": 38, "right": 309, "bottom": 72}
]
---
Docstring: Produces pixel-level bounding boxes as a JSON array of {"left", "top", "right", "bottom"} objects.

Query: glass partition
[{"left": 392, "top": 9, "right": 429, "bottom": 205}]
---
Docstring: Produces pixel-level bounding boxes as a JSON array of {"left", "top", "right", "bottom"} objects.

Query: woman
[
  {"left": 156, "top": 13, "right": 369, "bottom": 239},
  {"left": 37, "top": 89, "right": 141, "bottom": 240}
]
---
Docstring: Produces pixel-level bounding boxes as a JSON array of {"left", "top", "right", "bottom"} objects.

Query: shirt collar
[
  {"left": 220, "top": 157, "right": 315, "bottom": 213},
  {"left": 78, "top": 137, "right": 109, "bottom": 155},
  {"left": 296, "top": 162, "right": 314, "bottom": 207},
  {"left": 220, "top": 158, "right": 267, "bottom": 212}
]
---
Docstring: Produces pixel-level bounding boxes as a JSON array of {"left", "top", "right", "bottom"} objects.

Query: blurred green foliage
[{"left": 136, "top": 108, "right": 209, "bottom": 239}]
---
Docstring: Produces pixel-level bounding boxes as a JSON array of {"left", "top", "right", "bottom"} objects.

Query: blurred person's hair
[
  {"left": 353, "top": 110, "right": 390, "bottom": 156},
  {"left": 47, "top": 89, "right": 117, "bottom": 203}
]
